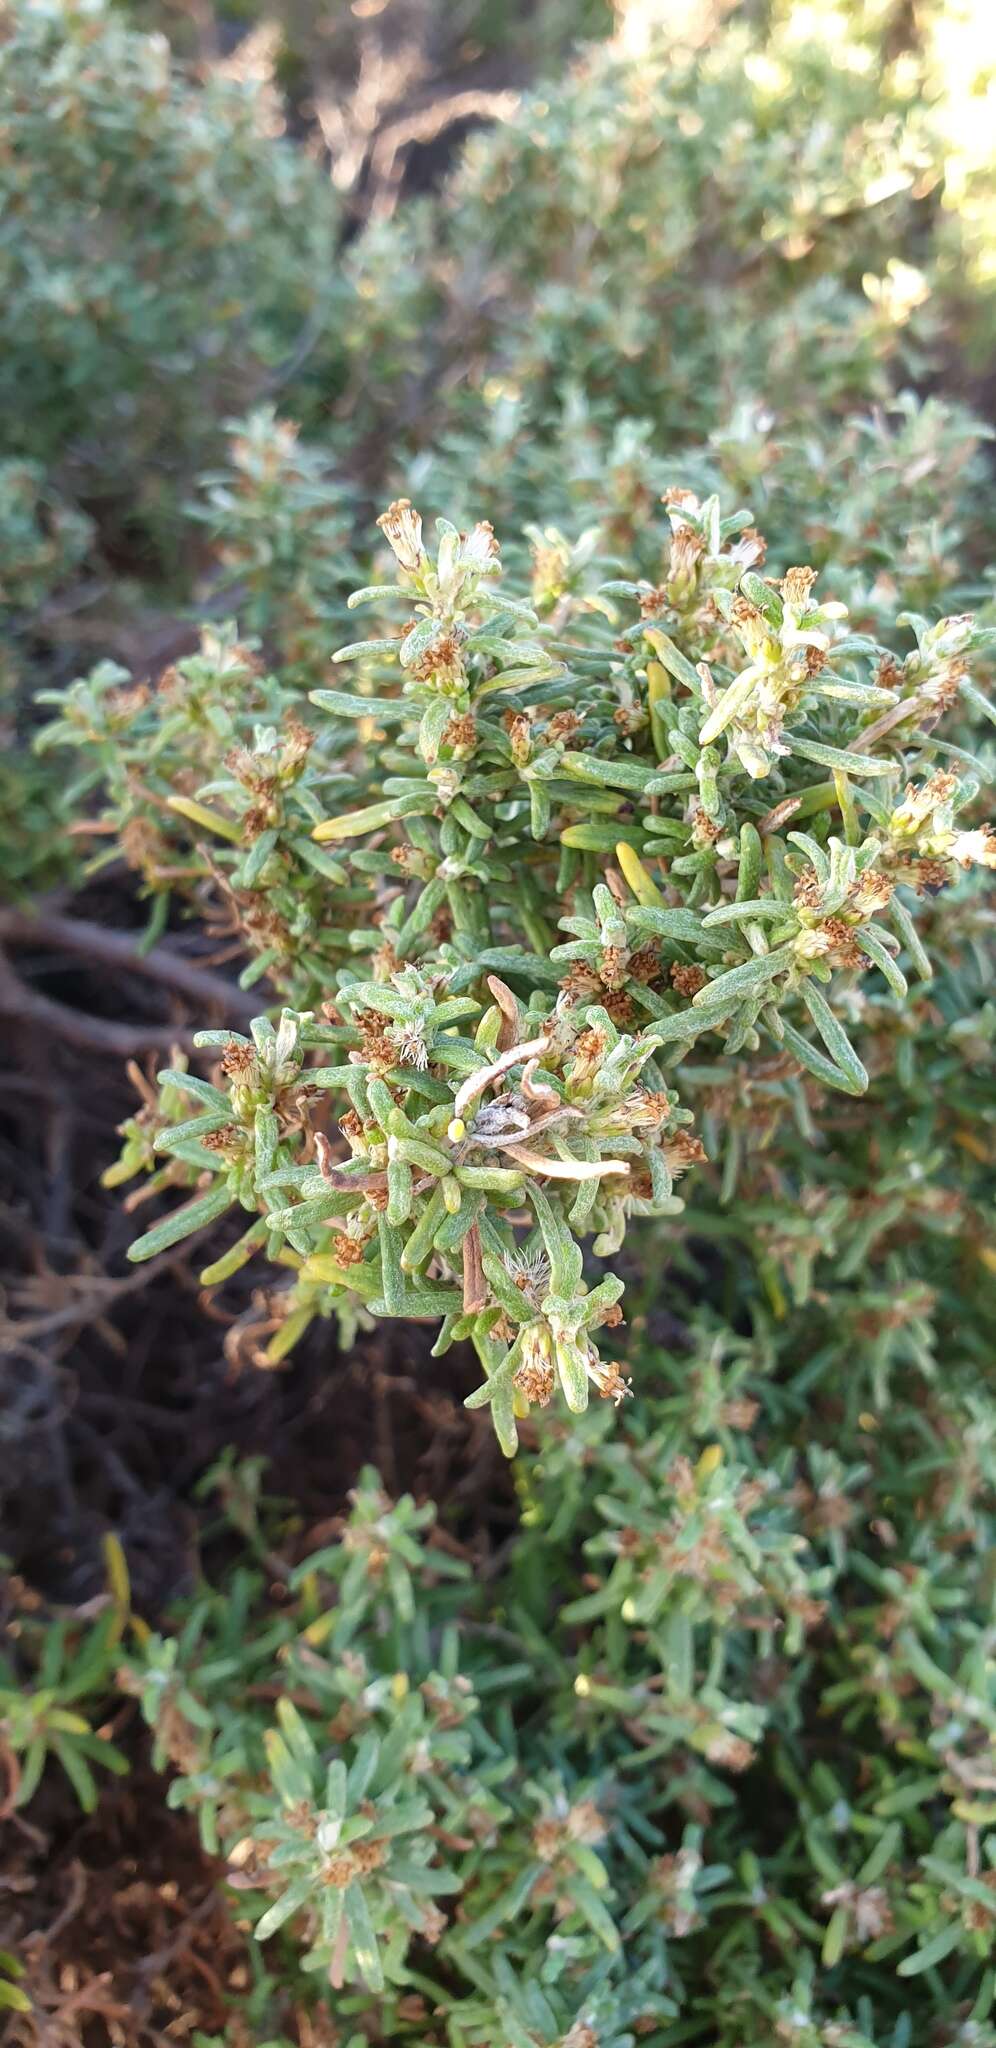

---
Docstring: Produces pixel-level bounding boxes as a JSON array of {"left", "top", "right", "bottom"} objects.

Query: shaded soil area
[{"left": 1, "top": 1751, "right": 249, "bottom": 2048}]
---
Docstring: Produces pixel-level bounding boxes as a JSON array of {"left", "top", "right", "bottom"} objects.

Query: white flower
[
  {"left": 376, "top": 498, "right": 426, "bottom": 575},
  {"left": 387, "top": 1020, "right": 430, "bottom": 1069},
  {"left": 888, "top": 772, "right": 957, "bottom": 838},
  {"left": 460, "top": 520, "right": 501, "bottom": 576},
  {"left": 950, "top": 826, "right": 996, "bottom": 869}
]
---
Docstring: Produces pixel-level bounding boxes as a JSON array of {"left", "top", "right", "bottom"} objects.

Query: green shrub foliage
[
  {"left": 6, "top": 0, "right": 995, "bottom": 885},
  {"left": 367, "top": 1, "right": 996, "bottom": 547},
  {"left": 0, "top": 0, "right": 341, "bottom": 557},
  {"left": 15, "top": 3, "right": 996, "bottom": 2042},
  {"left": 43, "top": 485, "right": 995, "bottom": 1426},
  {"left": 124, "top": 1348, "right": 996, "bottom": 2042},
  {"left": 0, "top": 1597, "right": 128, "bottom": 1813}
]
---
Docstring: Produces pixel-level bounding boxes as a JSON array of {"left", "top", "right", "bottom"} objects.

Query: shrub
[
  {"left": 122, "top": 1346, "right": 996, "bottom": 2040},
  {"left": 15, "top": 7, "right": 996, "bottom": 2041},
  {"left": 365, "top": 2, "right": 996, "bottom": 563},
  {"left": 9, "top": 1, "right": 994, "bottom": 902},
  {"left": 426, "top": 17, "right": 928, "bottom": 429},
  {"left": 0, "top": 0, "right": 343, "bottom": 564},
  {"left": 0, "top": 461, "right": 93, "bottom": 635},
  {"left": 189, "top": 408, "right": 357, "bottom": 687},
  {"left": 0, "top": 457, "right": 97, "bottom": 890},
  {"left": 398, "top": 388, "right": 993, "bottom": 645},
  {"left": 41, "top": 483, "right": 995, "bottom": 1414}
]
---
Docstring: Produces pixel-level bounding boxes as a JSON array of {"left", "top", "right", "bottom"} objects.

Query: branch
[
  {"left": 0, "top": 950, "right": 202, "bottom": 1058},
  {"left": 4, "top": 1234, "right": 228, "bottom": 1345},
  {"left": 0, "top": 907, "right": 258, "bottom": 1018}
]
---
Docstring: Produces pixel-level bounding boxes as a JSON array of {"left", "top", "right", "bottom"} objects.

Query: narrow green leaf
[
  {"left": 801, "top": 982, "right": 868, "bottom": 1094},
  {"left": 792, "top": 736, "right": 895, "bottom": 777},
  {"left": 854, "top": 926, "right": 907, "bottom": 998},
  {"left": 255, "top": 1877, "right": 315, "bottom": 1944},
  {"left": 693, "top": 946, "right": 794, "bottom": 1009},
  {"left": 128, "top": 1184, "right": 235, "bottom": 1262},
  {"left": 344, "top": 1882, "right": 383, "bottom": 1992},
  {"left": 897, "top": 1922, "right": 961, "bottom": 1977},
  {"left": 643, "top": 629, "right": 702, "bottom": 691}
]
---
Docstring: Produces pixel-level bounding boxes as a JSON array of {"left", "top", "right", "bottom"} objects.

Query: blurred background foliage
[{"left": 2, "top": 0, "right": 994, "bottom": 669}]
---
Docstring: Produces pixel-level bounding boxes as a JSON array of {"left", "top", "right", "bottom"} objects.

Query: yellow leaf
[
  {"left": 615, "top": 841, "right": 665, "bottom": 907},
  {"left": 102, "top": 1531, "right": 130, "bottom": 1645},
  {"left": 166, "top": 795, "right": 242, "bottom": 844}
]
